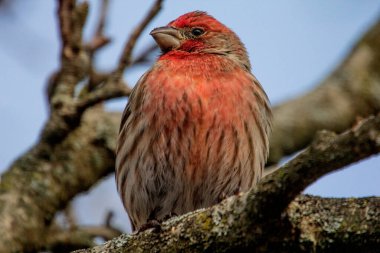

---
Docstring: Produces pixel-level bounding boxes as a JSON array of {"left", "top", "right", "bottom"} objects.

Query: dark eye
[{"left": 191, "top": 28, "right": 205, "bottom": 37}]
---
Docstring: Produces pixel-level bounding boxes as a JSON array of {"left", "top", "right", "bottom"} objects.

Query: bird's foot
[
  {"left": 162, "top": 212, "right": 178, "bottom": 221},
  {"left": 133, "top": 213, "right": 178, "bottom": 234},
  {"left": 135, "top": 219, "right": 162, "bottom": 234}
]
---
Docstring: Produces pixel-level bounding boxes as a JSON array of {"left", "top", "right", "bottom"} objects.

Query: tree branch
[
  {"left": 76, "top": 80, "right": 132, "bottom": 112},
  {"left": 114, "top": 0, "right": 163, "bottom": 78},
  {"left": 284, "top": 195, "right": 380, "bottom": 252},
  {"left": 130, "top": 43, "right": 158, "bottom": 67},
  {"left": 0, "top": 108, "right": 119, "bottom": 253},
  {"left": 58, "top": 0, "right": 75, "bottom": 55},
  {"left": 42, "top": 0, "right": 91, "bottom": 147},
  {"left": 45, "top": 225, "right": 122, "bottom": 253},
  {"left": 74, "top": 194, "right": 380, "bottom": 253},
  {"left": 268, "top": 17, "right": 380, "bottom": 164},
  {"left": 43, "top": 209, "right": 123, "bottom": 252},
  {"left": 85, "top": 0, "right": 111, "bottom": 53}
]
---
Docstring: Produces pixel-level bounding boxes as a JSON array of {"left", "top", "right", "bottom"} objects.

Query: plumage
[{"left": 116, "top": 11, "right": 271, "bottom": 231}]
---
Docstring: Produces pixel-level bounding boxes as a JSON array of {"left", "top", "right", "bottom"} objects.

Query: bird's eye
[{"left": 191, "top": 28, "right": 205, "bottom": 37}]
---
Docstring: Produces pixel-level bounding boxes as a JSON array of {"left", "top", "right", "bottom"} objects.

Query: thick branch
[
  {"left": 285, "top": 195, "right": 380, "bottom": 252},
  {"left": 251, "top": 113, "right": 380, "bottom": 223},
  {"left": 268, "top": 17, "right": 380, "bottom": 163},
  {"left": 75, "top": 195, "right": 380, "bottom": 253},
  {"left": 0, "top": 108, "right": 119, "bottom": 253},
  {"left": 42, "top": 0, "right": 91, "bottom": 147},
  {"left": 75, "top": 113, "right": 380, "bottom": 253}
]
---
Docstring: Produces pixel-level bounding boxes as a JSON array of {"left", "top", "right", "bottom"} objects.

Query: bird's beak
[{"left": 150, "top": 26, "right": 181, "bottom": 52}]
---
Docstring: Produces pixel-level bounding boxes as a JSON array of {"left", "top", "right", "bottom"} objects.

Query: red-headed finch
[{"left": 116, "top": 11, "right": 271, "bottom": 231}]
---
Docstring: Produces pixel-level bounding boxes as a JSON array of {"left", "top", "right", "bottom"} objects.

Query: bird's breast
[
  {"left": 143, "top": 58, "right": 253, "bottom": 134},
  {"left": 139, "top": 57, "right": 257, "bottom": 183}
]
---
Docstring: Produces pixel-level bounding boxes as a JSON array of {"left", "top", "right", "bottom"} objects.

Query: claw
[
  {"left": 135, "top": 219, "right": 162, "bottom": 234},
  {"left": 162, "top": 212, "right": 178, "bottom": 221}
]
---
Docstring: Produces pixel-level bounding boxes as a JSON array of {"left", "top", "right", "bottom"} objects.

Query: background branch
[
  {"left": 77, "top": 80, "right": 132, "bottom": 112},
  {"left": 86, "top": 0, "right": 111, "bottom": 53},
  {"left": 0, "top": 108, "right": 119, "bottom": 253},
  {"left": 268, "top": 17, "right": 380, "bottom": 163},
  {"left": 114, "top": 0, "right": 163, "bottom": 77},
  {"left": 130, "top": 43, "right": 158, "bottom": 67},
  {"left": 43, "top": 209, "right": 122, "bottom": 252}
]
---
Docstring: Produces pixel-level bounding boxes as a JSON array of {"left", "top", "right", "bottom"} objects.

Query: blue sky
[{"left": 0, "top": 1, "right": 379, "bottom": 232}]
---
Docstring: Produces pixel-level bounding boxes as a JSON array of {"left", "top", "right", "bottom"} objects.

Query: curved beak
[{"left": 150, "top": 26, "right": 181, "bottom": 52}]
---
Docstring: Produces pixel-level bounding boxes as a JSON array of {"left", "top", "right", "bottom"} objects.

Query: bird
[{"left": 116, "top": 11, "right": 272, "bottom": 232}]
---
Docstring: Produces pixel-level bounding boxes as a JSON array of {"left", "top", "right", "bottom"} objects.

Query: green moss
[{"left": 195, "top": 213, "right": 213, "bottom": 231}]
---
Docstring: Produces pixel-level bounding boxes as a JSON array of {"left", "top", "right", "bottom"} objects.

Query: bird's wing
[{"left": 119, "top": 71, "right": 150, "bottom": 132}]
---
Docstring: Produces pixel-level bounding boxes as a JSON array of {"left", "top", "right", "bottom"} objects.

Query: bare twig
[
  {"left": 130, "top": 43, "right": 158, "bottom": 66},
  {"left": 105, "top": 211, "right": 114, "bottom": 227},
  {"left": 94, "top": 0, "right": 108, "bottom": 39},
  {"left": 87, "top": 36, "right": 111, "bottom": 54},
  {"left": 84, "top": 0, "right": 111, "bottom": 93},
  {"left": 114, "top": 0, "right": 163, "bottom": 77},
  {"left": 76, "top": 0, "right": 163, "bottom": 109},
  {"left": 76, "top": 80, "right": 132, "bottom": 111},
  {"left": 58, "top": 0, "right": 75, "bottom": 51},
  {"left": 81, "top": 226, "right": 122, "bottom": 241},
  {"left": 86, "top": 0, "right": 111, "bottom": 53}
]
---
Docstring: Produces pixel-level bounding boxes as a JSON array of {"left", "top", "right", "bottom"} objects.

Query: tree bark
[
  {"left": 74, "top": 195, "right": 380, "bottom": 253},
  {"left": 0, "top": 108, "right": 119, "bottom": 252}
]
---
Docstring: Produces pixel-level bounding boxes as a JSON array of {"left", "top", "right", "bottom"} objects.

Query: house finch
[{"left": 116, "top": 11, "right": 271, "bottom": 231}]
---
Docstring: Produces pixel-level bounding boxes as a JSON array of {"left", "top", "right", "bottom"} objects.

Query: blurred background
[{"left": 0, "top": 0, "right": 379, "bottom": 232}]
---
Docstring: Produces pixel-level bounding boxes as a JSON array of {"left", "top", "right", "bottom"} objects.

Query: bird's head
[{"left": 150, "top": 11, "right": 251, "bottom": 70}]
